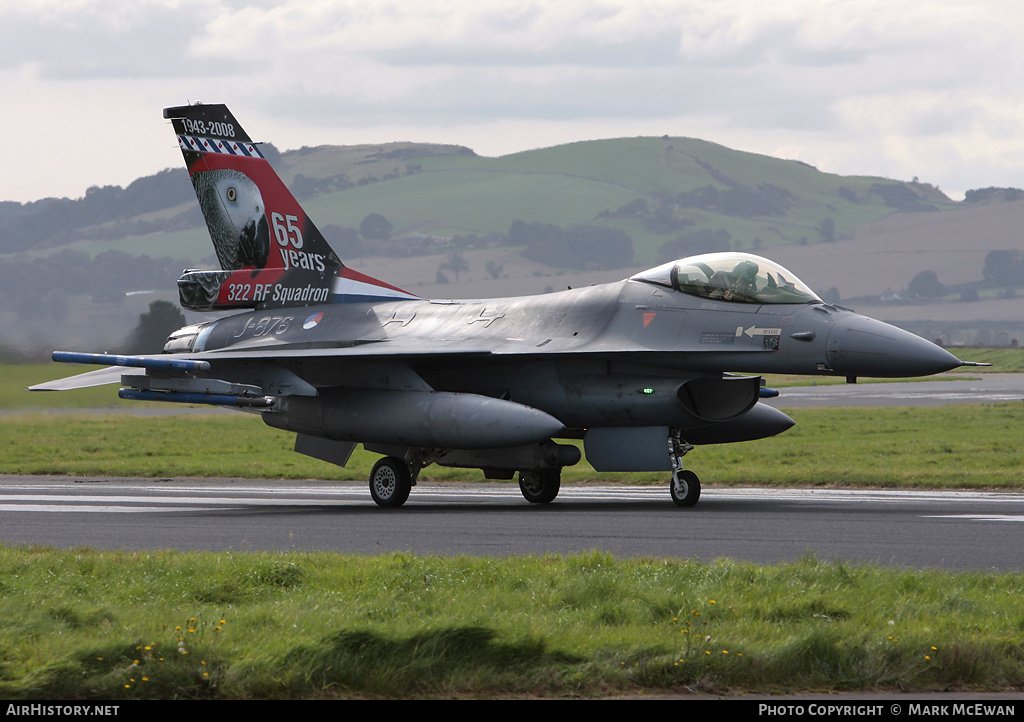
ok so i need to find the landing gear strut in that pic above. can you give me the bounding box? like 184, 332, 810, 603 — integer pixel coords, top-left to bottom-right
668, 431, 700, 507
518, 468, 561, 504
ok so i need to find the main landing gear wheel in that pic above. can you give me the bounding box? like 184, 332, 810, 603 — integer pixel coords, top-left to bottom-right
369, 456, 412, 508
670, 470, 701, 507
518, 469, 561, 504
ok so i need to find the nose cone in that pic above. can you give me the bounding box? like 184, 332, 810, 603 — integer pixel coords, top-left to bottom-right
828, 314, 962, 378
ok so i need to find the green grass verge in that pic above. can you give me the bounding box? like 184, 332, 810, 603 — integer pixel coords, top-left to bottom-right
955, 348, 1024, 373
3, 403, 1024, 489
2, 364, 158, 410
1, 548, 1020, 699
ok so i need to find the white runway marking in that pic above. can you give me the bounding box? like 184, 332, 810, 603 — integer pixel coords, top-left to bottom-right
924, 514, 1024, 522
0, 505, 227, 513
2, 485, 1024, 513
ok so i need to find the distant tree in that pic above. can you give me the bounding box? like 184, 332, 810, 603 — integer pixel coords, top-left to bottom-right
819, 287, 841, 305
907, 270, 946, 299
485, 260, 504, 279
39, 289, 69, 321
260, 143, 282, 165
564, 226, 633, 269
982, 250, 1024, 287
964, 187, 1024, 204
597, 198, 648, 219
359, 213, 393, 240
124, 300, 186, 354
643, 200, 692, 234
323, 225, 366, 258
870, 183, 933, 211
817, 217, 835, 243
508, 219, 529, 245
439, 252, 469, 281
673, 183, 793, 218
837, 186, 859, 203
521, 224, 633, 270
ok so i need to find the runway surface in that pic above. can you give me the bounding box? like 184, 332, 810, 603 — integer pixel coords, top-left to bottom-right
1, 476, 1021, 570
766, 373, 1023, 407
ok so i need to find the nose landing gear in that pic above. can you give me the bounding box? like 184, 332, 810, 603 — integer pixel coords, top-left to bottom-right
668, 431, 700, 507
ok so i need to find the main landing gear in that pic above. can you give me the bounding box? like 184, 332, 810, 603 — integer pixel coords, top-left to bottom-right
369, 456, 412, 508
368, 454, 565, 507
518, 469, 561, 504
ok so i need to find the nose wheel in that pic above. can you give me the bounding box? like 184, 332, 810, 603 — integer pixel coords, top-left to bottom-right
670, 469, 701, 507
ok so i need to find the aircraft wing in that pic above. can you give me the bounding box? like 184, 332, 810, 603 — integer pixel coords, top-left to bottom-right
29, 343, 496, 393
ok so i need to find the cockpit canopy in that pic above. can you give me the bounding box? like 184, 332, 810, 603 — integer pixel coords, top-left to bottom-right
630, 252, 820, 305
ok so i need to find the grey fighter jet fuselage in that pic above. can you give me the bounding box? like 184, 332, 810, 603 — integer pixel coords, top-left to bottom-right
34, 103, 969, 508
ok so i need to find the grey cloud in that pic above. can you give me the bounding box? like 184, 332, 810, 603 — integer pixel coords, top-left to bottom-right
0, 6, 244, 80
370, 29, 686, 70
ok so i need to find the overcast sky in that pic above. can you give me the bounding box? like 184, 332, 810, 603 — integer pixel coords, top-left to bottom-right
2, 0, 1023, 203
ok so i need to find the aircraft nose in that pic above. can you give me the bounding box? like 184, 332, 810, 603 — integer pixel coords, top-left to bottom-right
827, 313, 962, 378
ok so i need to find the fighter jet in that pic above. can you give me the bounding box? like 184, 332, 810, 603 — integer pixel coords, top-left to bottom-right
32, 103, 970, 508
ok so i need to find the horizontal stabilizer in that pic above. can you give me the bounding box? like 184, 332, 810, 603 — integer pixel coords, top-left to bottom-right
29, 365, 125, 391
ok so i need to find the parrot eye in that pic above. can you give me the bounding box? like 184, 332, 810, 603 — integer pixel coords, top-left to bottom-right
226, 187, 237, 202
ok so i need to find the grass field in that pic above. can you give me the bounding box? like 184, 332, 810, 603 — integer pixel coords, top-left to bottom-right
3, 403, 1024, 489
3, 359, 1023, 698
1, 548, 1022, 699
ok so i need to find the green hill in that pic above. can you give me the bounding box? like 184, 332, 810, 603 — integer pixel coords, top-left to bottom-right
4, 133, 1021, 355
1, 135, 951, 268
297, 136, 945, 266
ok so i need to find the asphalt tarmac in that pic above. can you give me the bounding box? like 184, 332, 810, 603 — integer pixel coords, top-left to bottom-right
1, 477, 1021, 570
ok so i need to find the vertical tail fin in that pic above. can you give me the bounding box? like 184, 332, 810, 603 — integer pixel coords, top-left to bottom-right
163, 103, 416, 310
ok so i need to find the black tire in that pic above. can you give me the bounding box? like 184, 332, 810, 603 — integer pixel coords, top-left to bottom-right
369, 457, 412, 508
670, 470, 701, 507
518, 469, 561, 504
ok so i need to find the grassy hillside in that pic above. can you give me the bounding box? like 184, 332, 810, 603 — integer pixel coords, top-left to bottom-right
5, 132, 1023, 354
299, 136, 921, 266
5, 135, 933, 268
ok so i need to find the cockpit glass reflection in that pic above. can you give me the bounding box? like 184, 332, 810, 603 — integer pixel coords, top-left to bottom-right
631, 253, 821, 305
